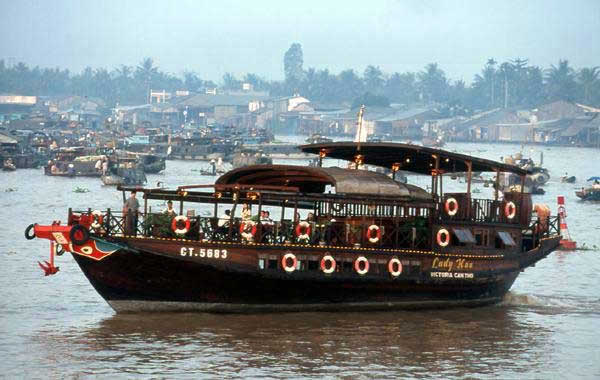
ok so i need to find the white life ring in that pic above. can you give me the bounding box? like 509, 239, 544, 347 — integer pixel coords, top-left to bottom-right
366, 224, 381, 244
281, 252, 297, 273
388, 258, 403, 277
437, 228, 450, 247
171, 215, 190, 236
505, 201, 517, 220
91, 210, 104, 230
354, 256, 369, 275
445, 197, 459, 216
320, 255, 336, 274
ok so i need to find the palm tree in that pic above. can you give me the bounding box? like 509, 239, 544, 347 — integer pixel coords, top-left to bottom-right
578, 66, 600, 105
545, 59, 577, 102
486, 58, 497, 106
363, 65, 384, 94
418, 63, 449, 103
135, 58, 158, 103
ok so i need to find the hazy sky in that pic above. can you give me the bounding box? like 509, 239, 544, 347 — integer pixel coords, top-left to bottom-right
2, 0, 599, 83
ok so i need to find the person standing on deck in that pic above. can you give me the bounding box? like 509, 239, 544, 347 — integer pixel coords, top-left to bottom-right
123, 190, 140, 236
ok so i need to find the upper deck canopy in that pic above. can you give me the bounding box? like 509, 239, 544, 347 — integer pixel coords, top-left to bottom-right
300, 142, 531, 176
216, 165, 432, 200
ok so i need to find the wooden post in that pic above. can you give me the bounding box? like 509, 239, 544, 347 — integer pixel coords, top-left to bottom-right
494, 169, 500, 200
466, 161, 472, 217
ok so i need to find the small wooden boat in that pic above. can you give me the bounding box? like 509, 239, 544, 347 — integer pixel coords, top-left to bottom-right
560, 175, 576, 183
576, 188, 600, 201
101, 157, 146, 186
2, 159, 16, 171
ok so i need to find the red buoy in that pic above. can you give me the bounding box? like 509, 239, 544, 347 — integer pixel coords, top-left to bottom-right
557, 196, 576, 251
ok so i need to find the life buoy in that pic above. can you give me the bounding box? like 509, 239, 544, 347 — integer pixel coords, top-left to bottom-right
320, 255, 336, 274
91, 210, 104, 230
436, 228, 450, 247
366, 224, 381, 244
295, 221, 311, 241
388, 258, 402, 277
171, 215, 190, 236
239, 220, 257, 241
505, 201, 517, 220
445, 197, 459, 216
354, 256, 369, 275
281, 252, 297, 273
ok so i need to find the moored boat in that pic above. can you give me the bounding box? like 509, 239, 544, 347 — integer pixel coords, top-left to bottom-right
25, 142, 561, 313
100, 157, 146, 186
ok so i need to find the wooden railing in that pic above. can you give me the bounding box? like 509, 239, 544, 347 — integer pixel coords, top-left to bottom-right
71, 209, 432, 250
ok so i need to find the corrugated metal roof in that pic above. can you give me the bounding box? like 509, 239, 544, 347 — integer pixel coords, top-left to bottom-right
176, 94, 269, 108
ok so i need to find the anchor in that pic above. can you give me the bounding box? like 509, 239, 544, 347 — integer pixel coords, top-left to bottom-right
38, 242, 60, 276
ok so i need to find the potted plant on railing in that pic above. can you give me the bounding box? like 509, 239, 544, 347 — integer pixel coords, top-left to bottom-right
143, 213, 174, 238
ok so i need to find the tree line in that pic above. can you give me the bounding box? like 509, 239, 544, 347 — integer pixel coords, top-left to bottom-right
0, 43, 599, 113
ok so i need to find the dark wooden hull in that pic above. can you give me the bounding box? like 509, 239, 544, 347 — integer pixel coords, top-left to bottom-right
576, 189, 600, 201
71, 235, 560, 313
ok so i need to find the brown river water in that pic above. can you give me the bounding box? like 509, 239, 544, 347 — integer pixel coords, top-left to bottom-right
1, 140, 599, 379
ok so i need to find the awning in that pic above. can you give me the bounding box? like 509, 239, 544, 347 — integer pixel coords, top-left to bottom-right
497, 231, 517, 246
453, 228, 477, 244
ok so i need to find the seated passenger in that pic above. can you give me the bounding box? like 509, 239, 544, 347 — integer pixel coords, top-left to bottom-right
217, 209, 231, 234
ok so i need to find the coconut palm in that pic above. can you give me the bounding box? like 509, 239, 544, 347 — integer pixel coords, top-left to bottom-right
418, 63, 449, 103
578, 66, 600, 105
545, 59, 577, 102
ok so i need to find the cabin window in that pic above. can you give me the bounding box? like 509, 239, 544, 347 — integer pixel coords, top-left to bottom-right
268, 259, 278, 269
474, 229, 489, 247
307, 259, 319, 271
258, 258, 266, 270
452, 228, 476, 246
497, 231, 517, 246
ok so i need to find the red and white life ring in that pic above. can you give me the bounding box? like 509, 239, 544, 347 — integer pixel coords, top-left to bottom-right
172, 215, 190, 236
239, 220, 257, 241
366, 224, 381, 244
436, 228, 450, 247
354, 256, 369, 275
295, 221, 311, 241
505, 201, 517, 220
388, 258, 403, 277
320, 255, 336, 274
91, 210, 104, 230
445, 197, 459, 216
281, 252, 297, 273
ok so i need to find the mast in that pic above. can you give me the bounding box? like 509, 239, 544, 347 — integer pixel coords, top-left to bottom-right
353, 105, 366, 170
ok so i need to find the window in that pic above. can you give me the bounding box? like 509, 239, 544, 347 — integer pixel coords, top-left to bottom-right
453, 228, 477, 244
497, 231, 517, 246
474, 229, 489, 246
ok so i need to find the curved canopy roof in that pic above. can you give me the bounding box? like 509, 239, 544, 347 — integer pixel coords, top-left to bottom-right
299, 142, 531, 175
216, 165, 432, 200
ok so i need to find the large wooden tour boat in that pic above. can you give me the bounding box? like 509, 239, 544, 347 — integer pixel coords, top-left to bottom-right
25, 142, 561, 313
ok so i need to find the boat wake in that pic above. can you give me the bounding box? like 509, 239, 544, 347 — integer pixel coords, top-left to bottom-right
501, 291, 600, 316
500, 292, 546, 307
